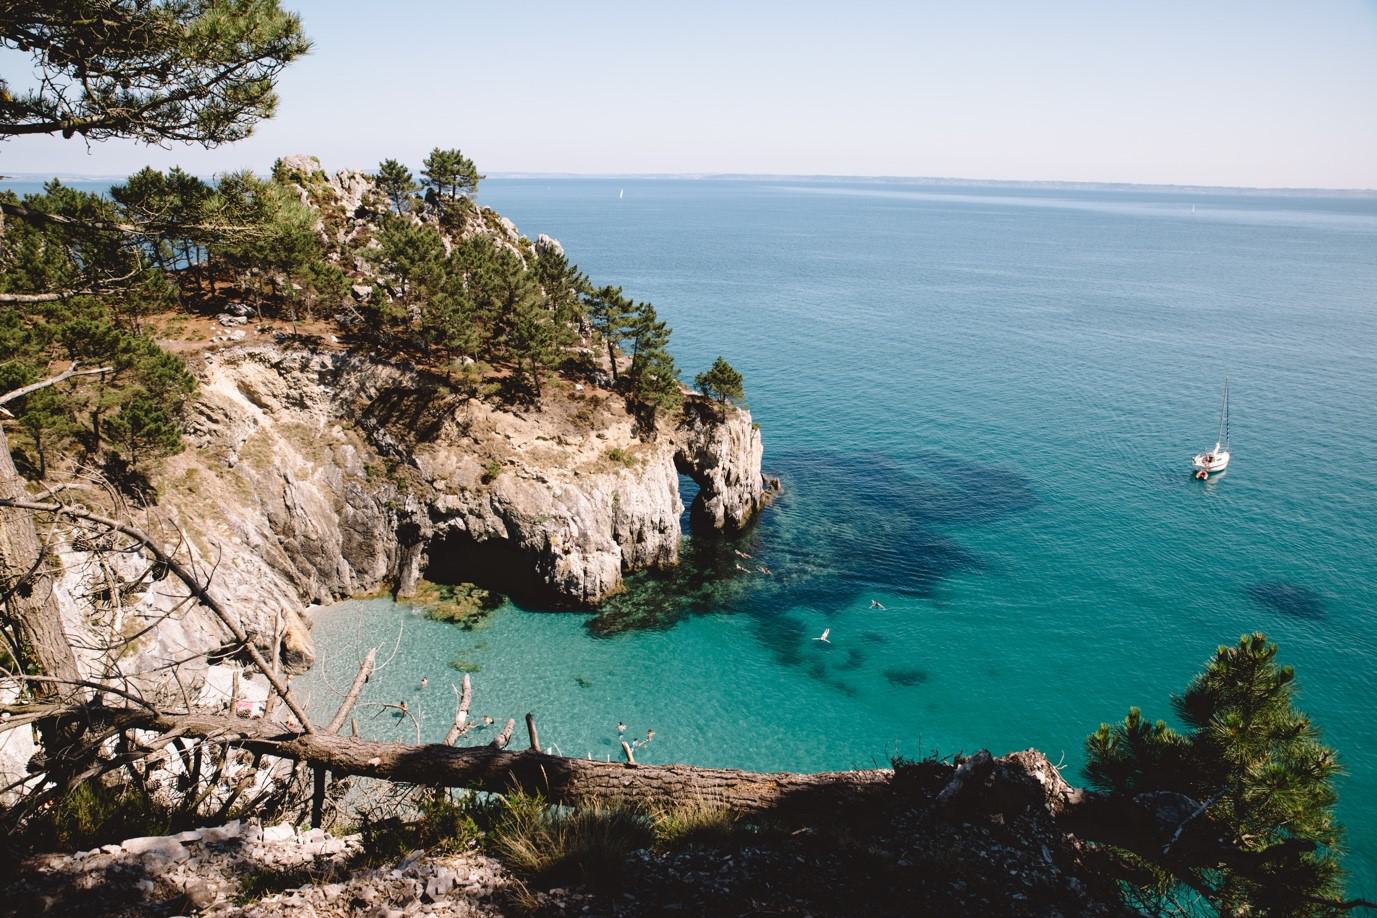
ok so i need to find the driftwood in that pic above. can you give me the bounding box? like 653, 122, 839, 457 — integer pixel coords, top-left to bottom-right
443, 674, 473, 745
325, 649, 376, 734
525, 712, 540, 753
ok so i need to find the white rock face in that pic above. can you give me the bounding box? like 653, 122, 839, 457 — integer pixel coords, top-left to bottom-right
125, 342, 766, 673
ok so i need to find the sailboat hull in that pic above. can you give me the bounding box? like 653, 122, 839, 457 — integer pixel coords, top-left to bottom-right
1192, 451, 1230, 473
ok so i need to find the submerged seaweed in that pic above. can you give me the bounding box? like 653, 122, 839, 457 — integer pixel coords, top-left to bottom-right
1245, 581, 1327, 620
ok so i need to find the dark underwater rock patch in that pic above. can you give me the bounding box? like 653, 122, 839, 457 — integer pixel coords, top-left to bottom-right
883, 667, 929, 687
1245, 581, 1326, 620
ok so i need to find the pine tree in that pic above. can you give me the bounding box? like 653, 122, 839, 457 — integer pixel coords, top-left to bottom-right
1085, 633, 1345, 915
694, 356, 745, 407
584, 285, 633, 384
375, 159, 417, 213
421, 148, 482, 200
0, 0, 309, 146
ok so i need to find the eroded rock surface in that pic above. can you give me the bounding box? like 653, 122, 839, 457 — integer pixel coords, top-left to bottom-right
137, 341, 766, 671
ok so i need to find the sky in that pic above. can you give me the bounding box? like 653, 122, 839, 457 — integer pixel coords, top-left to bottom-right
2, 0, 1376, 188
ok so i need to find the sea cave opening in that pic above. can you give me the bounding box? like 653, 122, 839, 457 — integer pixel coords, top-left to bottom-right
421, 528, 566, 609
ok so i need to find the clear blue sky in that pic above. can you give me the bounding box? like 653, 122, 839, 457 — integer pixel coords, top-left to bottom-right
3, 0, 1375, 188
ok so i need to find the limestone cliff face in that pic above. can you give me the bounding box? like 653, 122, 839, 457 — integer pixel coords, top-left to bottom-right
145, 342, 766, 668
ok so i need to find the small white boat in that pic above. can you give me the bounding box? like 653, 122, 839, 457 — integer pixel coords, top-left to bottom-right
1192, 379, 1231, 480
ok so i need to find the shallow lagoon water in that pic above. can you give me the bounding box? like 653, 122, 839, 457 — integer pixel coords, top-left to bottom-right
295, 177, 1377, 893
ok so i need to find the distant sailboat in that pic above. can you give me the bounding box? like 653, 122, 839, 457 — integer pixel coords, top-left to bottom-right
618, 188, 624, 200
1191, 203, 1197, 215
1192, 379, 1231, 480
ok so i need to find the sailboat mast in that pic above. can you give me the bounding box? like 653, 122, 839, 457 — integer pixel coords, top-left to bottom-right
1218, 378, 1230, 448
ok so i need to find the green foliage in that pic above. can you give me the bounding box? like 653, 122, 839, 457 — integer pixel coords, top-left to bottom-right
623, 301, 683, 430
350, 792, 496, 872
0, 0, 310, 146
370, 215, 447, 301
1084, 633, 1345, 915
375, 158, 418, 213
695, 355, 745, 407
481, 460, 504, 483
606, 447, 637, 468
211, 169, 340, 318
584, 284, 634, 383
488, 791, 653, 890
103, 393, 183, 463
649, 796, 738, 849
12, 779, 173, 854
421, 147, 482, 200
0, 255, 197, 473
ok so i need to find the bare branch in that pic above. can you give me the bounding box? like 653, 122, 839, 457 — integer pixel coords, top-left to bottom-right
0, 497, 315, 732
324, 648, 375, 734
0, 362, 113, 416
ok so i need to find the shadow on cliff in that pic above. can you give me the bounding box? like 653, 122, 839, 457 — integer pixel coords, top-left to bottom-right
587, 448, 1039, 672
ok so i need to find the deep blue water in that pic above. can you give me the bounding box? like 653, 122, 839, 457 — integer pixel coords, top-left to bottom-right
10, 175, 1375, 891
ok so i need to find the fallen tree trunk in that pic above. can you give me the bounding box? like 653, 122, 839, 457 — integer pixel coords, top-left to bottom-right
6, 700, 1352, 906
27, 703, 892, 816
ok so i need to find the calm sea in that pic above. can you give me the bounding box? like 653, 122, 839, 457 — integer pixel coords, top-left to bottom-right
11, 175, 1375, 892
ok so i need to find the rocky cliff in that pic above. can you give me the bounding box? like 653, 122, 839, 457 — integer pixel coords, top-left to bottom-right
138, 341, 765, 673
39, 154, 767, 688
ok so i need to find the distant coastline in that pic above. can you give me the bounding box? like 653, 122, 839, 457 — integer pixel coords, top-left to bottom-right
4, 170, 1374, 197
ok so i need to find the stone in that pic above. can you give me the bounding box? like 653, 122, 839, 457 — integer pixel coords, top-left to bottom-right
423, 867, 455, 901
199, 819, 241, 842
183, 877, 217, 910
121, 835, 189, 861
535, 233, 564, 257
260, 822, 295, 843
217, 313, 248, 327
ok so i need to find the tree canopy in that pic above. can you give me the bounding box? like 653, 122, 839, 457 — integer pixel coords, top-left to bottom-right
375, 159, 418, 214
421, 147, 482, 200
1085, 633, 1345, 915
695, 356, 745, 407
0, 0, 309, 145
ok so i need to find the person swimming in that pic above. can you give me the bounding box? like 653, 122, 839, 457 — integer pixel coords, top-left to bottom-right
419, 676, 429, 689
869, 600, 886, 610
617, 721, 626, 736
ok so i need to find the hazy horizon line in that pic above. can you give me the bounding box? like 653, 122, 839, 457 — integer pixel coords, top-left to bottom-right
3, 168, 1374, 197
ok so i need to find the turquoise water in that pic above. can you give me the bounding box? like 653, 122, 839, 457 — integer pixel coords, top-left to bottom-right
29, 173, 1366, 889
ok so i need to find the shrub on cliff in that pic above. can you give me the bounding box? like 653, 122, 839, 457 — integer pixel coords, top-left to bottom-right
1085, 633, 1345, 915
695, 356, 745, 407
421, 147, 483, 200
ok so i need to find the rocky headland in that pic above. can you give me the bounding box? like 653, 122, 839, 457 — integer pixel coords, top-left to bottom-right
147, 338, 766, 674
37, 155, 769, 688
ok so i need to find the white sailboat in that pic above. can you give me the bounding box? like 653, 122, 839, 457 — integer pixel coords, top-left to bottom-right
1192, 379, 1231, 480
618, 188, 624, 200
